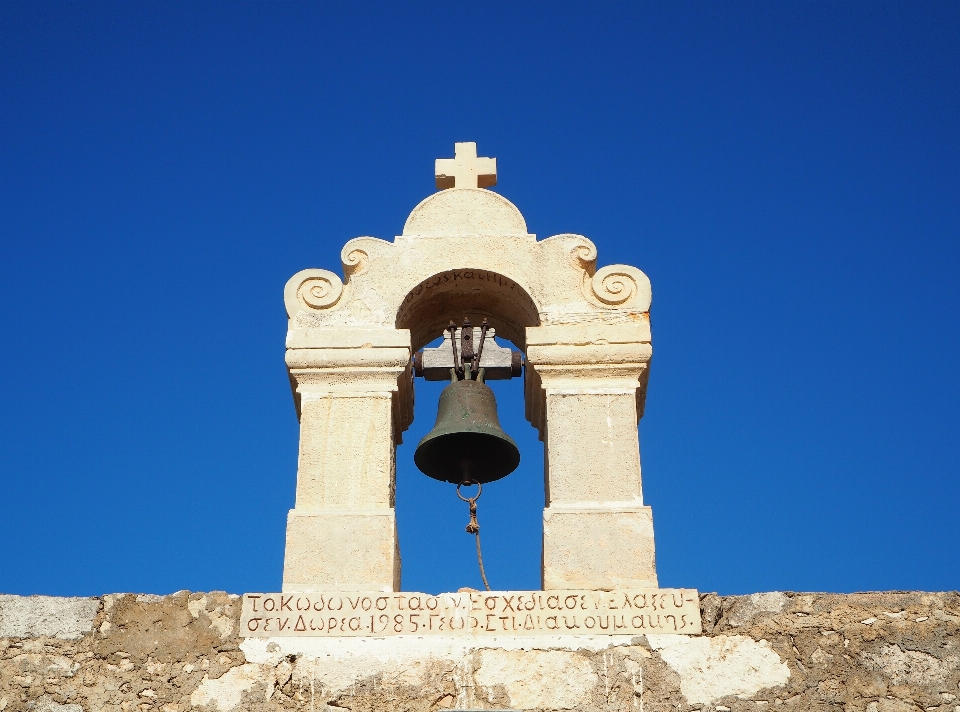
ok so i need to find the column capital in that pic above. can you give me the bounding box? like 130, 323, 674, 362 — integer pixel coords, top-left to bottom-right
285, 326, 411, 350
526, 322, 651, 349
526, 322, 651, 383
524, 322, 652, 435
284, 326, 414, 437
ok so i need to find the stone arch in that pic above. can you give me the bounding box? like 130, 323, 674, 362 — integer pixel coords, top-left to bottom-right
395, 268, 541, 352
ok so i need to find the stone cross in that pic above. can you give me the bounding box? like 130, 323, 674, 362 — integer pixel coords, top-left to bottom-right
435, 142, 497, 189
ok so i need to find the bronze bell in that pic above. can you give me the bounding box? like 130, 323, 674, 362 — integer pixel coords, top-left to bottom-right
414, 378, 521, 485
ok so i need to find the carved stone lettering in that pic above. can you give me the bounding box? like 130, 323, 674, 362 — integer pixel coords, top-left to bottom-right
394, 268, 536, 323
240, 588, 700, 638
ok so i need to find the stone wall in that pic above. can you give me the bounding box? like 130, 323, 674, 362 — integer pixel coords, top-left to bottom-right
0, 590, 957, 712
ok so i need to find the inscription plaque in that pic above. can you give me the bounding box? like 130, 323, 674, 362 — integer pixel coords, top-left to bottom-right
240, 589, 701, 637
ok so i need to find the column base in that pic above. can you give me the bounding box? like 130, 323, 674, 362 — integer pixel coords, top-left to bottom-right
282, 509, 400, 592
542, 505, 658, 590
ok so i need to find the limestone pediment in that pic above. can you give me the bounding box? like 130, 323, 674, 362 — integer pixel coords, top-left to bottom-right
401, 187, 529, 238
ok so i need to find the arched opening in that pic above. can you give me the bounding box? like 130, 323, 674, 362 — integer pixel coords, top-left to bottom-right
393, 269, 544, 593
395, 268, 541, 352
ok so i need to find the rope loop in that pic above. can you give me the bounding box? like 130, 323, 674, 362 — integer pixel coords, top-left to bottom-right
456, 479, 491, 591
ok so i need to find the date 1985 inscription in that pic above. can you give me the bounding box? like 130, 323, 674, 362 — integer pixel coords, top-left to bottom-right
240, 588, 701, 637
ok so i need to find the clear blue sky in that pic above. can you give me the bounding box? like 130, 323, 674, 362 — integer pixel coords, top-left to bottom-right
1, 2, 958, 597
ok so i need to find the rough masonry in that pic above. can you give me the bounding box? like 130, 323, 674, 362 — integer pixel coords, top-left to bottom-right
1, 590, 957, 711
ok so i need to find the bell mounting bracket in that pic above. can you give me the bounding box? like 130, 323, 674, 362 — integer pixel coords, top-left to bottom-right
412, 317, 523, 382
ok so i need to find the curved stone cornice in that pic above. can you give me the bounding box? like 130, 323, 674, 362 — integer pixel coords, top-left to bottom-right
283, 193, 652, 347
402, 188, 528, 237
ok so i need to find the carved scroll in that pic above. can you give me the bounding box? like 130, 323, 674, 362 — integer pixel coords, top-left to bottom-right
283, 268, 344, 317
342, 247, 370, 277
588, 264, 652, 311
555, 235, 652, 312
568, 239, 598, 270
341, 236, 392, 278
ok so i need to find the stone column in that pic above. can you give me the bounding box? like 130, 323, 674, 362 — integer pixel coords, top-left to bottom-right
282, 327, 412, 592
526, 323, 657, 590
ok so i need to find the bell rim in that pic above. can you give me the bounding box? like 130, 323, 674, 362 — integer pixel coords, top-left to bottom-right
413, 377, 521, 484
414, 430, 521, 484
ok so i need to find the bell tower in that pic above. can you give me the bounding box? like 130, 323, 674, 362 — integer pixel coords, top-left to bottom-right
281, 142, 657, 593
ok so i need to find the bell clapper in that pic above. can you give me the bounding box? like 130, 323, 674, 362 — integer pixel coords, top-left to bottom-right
457, 480, 491, 591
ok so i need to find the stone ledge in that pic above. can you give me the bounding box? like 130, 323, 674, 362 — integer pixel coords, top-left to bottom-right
0, 596, 99, 641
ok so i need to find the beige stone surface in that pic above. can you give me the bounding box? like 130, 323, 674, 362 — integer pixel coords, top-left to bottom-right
282, 144, 657, 592
0, 597, 99, 641
473, 649, 598, 710
294, 394, 395, 510
282, 511, 399, 593
1, 590, 958, 711
404, 188, 524, 236
542, 506, 657, 590
240, 589, 699, 637
542, 391, 643, 504
648, 634, 791, 704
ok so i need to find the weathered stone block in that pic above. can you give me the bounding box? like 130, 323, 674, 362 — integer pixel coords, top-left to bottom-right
542, 506, 657, 590
282, 510, 400, 592
0, 595, 98, 641
543, 391, 644, 504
